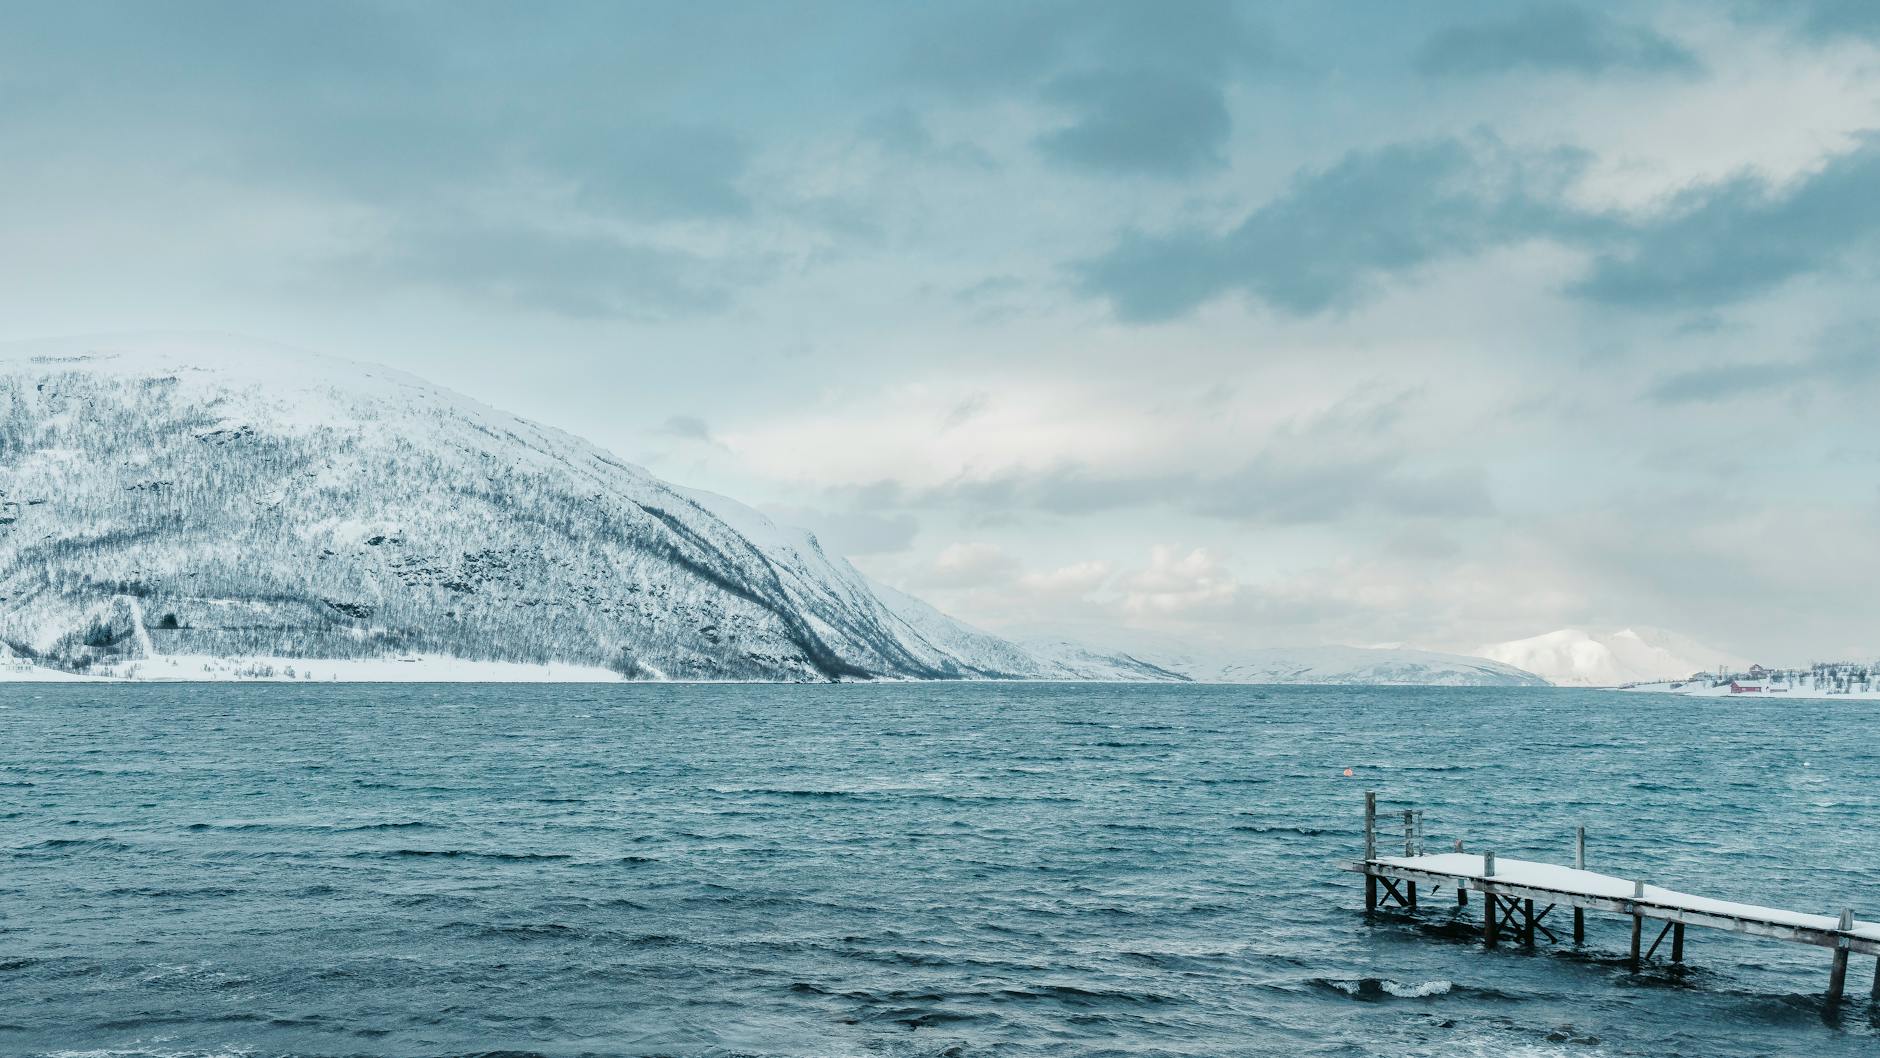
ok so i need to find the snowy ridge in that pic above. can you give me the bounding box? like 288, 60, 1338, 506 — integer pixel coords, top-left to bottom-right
1475, 627, 1748, 687
1167, 645, 1546, 686
0, 335, 1171, 682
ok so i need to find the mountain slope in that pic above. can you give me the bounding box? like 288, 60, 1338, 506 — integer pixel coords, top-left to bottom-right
1123, 644, 1547, 686
1475, 628, 1748, 687
0, 335, 1164, 682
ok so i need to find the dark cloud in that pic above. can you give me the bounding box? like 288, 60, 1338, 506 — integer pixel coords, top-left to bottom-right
1644, 337, 1880, 405
1037, 70, 1231, 176
1574, 139, 1880, 309
351, 222, 742, 320
901, 1, 1266, 177
1744, 0, 1880, 42
659, 415, 718, 442
540, 124, 752, 221
1416, 5, 1700, 77
900, 452, 1491, 525
1195, 456, 1494, 523
1078, 137, 1592, 320
903, 0, 1268, 96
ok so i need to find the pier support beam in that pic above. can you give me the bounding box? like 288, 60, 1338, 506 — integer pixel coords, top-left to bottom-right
1573, 826, 1586, 945
1827, 909, 1853, 1004
1629, 914, 1643, 971
1484, 893, 1499, 948
1406, 881, 1417, 910
1366, 874, 1377, 911
1671, 923, 1684, 964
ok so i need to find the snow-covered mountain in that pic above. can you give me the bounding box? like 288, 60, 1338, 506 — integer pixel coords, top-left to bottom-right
1014, 629, 1547, 686
0, 334, 1566, 687
0, 335, 1178, 682
1475, 628, 1748, 687
1116, 644, 1547, 686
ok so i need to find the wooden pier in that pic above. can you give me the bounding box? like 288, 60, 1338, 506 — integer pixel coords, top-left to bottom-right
1346, 792, 1880, 1003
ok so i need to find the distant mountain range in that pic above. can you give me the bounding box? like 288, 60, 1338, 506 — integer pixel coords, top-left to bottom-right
1475, 627, 1749, 687
1, 335, 1555, 686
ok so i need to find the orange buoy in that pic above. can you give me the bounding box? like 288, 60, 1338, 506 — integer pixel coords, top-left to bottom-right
1343, 768, 1354, 777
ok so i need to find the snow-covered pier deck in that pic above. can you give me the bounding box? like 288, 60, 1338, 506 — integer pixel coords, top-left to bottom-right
1345, 794, 1880, 1004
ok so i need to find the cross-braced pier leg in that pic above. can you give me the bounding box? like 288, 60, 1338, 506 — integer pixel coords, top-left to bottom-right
1644, 919, 1676, 962
1484, 892, 1499, 948
1368, 874, 1419, 911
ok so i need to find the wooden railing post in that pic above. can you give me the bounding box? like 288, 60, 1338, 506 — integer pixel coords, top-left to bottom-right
1363, 792, 1377, 911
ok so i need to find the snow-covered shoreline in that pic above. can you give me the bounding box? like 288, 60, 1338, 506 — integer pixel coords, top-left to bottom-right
1620, 679, 1880, 701
1, 654, 628, 684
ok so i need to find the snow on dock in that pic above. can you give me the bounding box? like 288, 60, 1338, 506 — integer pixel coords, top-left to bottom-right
1346, 794, 1880, 1004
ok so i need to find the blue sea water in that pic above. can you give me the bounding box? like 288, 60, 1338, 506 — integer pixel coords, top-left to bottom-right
2, 683, 1877, 1057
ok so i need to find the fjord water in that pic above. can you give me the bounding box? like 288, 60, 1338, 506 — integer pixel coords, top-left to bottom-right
3, 685, 1876, 1057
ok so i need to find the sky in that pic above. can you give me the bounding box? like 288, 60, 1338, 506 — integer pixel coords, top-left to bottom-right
3, 1, 1878, 661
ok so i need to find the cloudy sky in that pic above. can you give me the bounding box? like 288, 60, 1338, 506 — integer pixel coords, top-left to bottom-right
4, 1, 1878, 660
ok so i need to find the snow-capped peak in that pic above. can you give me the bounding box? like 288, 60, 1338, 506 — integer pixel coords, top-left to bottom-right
1474, 627, 1749, 687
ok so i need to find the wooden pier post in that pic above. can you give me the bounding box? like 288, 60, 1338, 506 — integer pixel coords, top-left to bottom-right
1364, 792, 1377, 911
1482, 852, 1498, 948
1454, 839, 1467, 906
1629, 881, 1644, 970
1573, 826, 1586, 944
1871, 955, 1879, 1001
1827, 908, 1853, 1004
1523, 899, 1536, 946
1671, 923, 1684, 963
